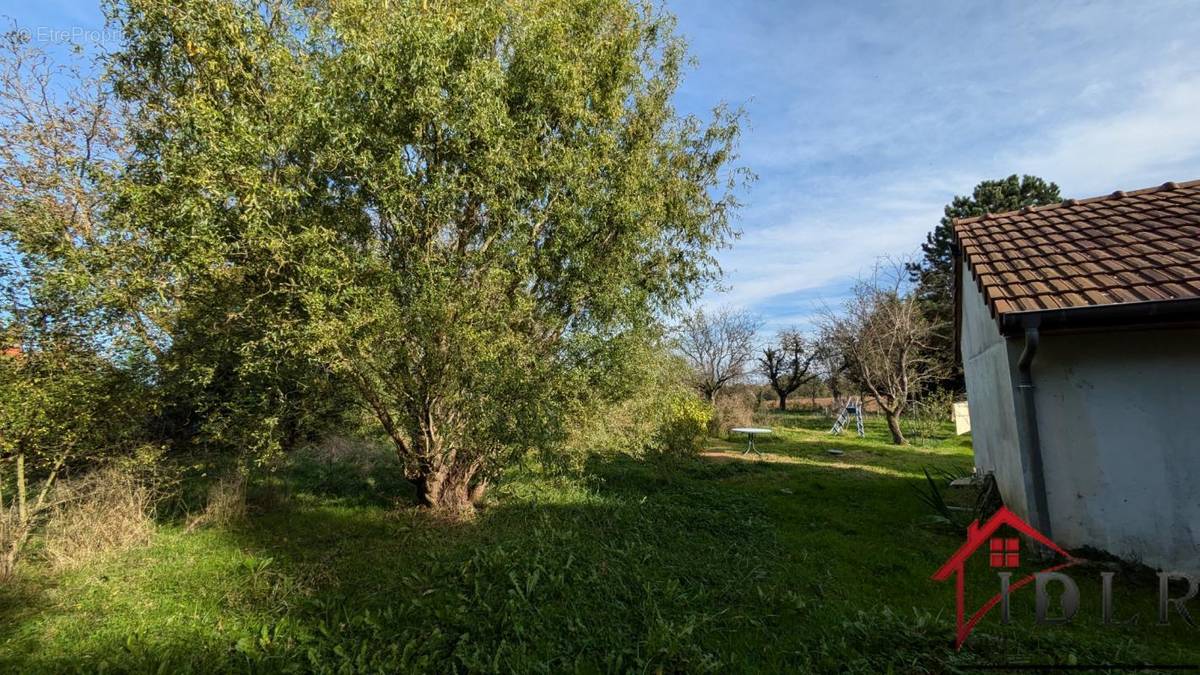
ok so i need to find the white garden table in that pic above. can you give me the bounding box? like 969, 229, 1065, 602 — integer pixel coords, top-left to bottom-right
730, 427, 772, 457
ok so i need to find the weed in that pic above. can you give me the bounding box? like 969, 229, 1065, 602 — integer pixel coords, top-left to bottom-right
1, 412, 1197, 673
187, 472, 247, 531
41, 466, 156, 570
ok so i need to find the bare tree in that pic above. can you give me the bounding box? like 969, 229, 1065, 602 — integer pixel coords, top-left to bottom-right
821, 263, 941, 444
676, 307, 759, 401
812, 335, 850, 408
758, 329, 817, 411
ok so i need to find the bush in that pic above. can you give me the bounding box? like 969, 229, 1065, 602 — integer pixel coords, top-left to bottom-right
905, 389, 957, 441
565, 348, 707, 462
0, 341, 152, 578
653, 395, 712, 457
41, 466, 157, 570
708, 388, 756, 436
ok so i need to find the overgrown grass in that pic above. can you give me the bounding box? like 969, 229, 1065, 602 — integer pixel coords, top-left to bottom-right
1, 412, 1198, 673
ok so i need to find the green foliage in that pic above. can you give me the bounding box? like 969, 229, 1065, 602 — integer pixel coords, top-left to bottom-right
0, 342, 146, 473
910, 467, 966, 531
653, 394, 711, 457
907, 175, 1062, 390
903, 388, 956, 443
154, 319, 354, 464
4, 414, 1196, 672
912, 466, 1005, 535
564, 345, 710, 461
92, 0, 745, 507
1, 0, 744, 507
0, 340, 153, 577
0, 18, 350, 472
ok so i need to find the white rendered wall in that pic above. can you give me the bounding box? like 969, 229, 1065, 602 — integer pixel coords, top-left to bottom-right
959, 271, 1029, 519
1033, 328, 1200, 569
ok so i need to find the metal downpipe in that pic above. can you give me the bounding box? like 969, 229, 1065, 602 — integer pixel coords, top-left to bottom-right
1017, 323, 1052, 539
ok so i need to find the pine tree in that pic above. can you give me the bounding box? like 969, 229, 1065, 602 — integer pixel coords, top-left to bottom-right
908, 175, 1062, 390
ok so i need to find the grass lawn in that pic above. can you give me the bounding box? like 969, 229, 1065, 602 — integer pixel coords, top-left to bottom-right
2, 411, 1198, 673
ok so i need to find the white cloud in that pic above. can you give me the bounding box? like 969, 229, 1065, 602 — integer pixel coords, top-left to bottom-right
707, 184, 943, 310
1010, 68, 1200, 196
691, 7, 1200, 324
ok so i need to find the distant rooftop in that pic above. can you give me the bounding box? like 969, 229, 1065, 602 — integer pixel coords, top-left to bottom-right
954, 179, 1200, 319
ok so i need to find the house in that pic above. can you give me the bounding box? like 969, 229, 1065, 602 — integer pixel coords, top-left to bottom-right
953, 179, 1200, 569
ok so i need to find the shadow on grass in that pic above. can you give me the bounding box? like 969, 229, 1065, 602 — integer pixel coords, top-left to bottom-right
2, 445, 967, 673
0, 451, 773, 672
272, 440, 418, 508
4, 441, 1195, 673
0, 576, 49, 649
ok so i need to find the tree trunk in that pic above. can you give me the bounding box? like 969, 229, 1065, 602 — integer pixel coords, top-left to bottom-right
777, 392, 788, 411
414, 459, 484, 512
468, 480, 488, 505
884, 411, 906, 445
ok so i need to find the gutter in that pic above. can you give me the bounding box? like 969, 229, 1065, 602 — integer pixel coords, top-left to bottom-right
1015, 320, 1052, 540
999, 297, 1200, 337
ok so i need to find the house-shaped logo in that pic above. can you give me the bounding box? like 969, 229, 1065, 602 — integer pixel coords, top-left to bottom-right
931, 506, 1080, 648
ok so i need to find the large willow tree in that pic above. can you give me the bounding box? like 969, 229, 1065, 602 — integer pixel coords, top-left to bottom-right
106, 0, 744, 509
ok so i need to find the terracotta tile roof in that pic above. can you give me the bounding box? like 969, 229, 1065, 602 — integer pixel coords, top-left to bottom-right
954, 179, 1200, 318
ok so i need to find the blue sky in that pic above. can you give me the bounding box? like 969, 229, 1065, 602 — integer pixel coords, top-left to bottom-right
667, 1, 1200, 331
6, 1, 1200, 332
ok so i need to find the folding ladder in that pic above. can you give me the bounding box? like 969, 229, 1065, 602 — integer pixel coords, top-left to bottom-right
829, 397, 865, 437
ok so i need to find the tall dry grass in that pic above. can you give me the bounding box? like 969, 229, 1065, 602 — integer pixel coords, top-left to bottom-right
40, 466, 157, 571
186, 472, 247, 531
708, 388, 756, 435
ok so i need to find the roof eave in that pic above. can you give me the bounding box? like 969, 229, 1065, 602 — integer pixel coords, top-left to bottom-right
997, 297, 1200, 337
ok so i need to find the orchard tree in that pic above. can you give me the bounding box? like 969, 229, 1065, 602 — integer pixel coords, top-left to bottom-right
757, 329, 816, 411
822, 263, 941, 445
676, 308, 759, 402
812, 336, 849, 406
907, 175, 1060, 389
105, 0, 746, 510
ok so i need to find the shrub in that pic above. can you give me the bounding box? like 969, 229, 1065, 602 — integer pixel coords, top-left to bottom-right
41, 466, 156, 570
653, 395, 712, 457
708, 388, 756, 436
0, 335, 160, 579
905, 388, 957, 442
564, 348, 704, 462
